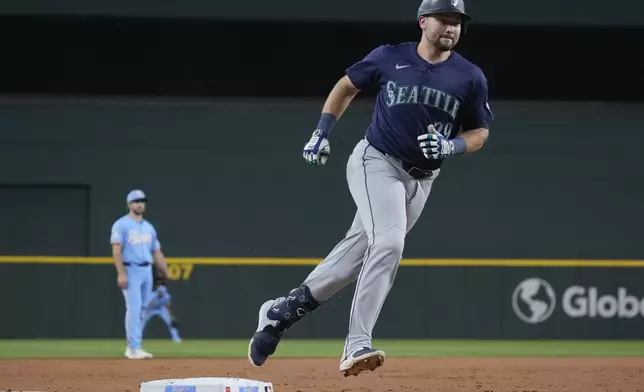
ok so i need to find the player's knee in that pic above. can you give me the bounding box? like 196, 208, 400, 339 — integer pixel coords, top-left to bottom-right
373, 235, 405, 259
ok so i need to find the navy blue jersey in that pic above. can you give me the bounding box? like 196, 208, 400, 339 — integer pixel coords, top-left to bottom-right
346, 42, 493, 170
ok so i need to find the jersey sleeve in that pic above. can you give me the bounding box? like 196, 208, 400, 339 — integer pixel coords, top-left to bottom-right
345, 45, 387, 90
110, 220, 124, 245
461, 70, 494, 131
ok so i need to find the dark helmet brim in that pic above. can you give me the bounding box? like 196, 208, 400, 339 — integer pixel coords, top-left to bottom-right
418, 10, 472, 22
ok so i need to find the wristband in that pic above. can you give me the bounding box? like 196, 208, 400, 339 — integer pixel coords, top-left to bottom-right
452, 137, 467, 155
315, 112, 337, 136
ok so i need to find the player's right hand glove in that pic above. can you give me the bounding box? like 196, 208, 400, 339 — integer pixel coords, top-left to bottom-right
303, 130, 330, 165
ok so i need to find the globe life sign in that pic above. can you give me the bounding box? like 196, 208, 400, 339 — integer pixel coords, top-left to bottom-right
513, 278, 644, 324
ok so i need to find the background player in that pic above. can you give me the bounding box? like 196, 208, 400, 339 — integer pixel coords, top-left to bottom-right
142, 277, 182, 343
111, 189, 169, 359
249, 0, 493, 377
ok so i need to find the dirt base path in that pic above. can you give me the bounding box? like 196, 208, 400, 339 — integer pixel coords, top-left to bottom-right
1, 357, 643, 392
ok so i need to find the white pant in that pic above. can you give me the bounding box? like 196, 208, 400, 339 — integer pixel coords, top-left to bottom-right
303, 138, 439, 357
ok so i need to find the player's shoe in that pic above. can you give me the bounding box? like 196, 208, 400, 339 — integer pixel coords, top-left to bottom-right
124, 347, 154, 359
137, 348, 154, 358
340, 348, 386, 377
248, 285, 321, 367
247, 299, 284, 367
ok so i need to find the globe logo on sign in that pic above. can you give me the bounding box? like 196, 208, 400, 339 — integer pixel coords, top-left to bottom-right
512, 278, 556, 324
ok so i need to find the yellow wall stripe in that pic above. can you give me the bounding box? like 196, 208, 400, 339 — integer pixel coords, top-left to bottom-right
0, 256, 643, 267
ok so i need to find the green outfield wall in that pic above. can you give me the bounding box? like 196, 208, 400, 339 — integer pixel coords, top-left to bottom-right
1, 92, 642, 341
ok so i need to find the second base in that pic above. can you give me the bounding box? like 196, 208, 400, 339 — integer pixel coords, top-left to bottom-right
140, 377, 274, 392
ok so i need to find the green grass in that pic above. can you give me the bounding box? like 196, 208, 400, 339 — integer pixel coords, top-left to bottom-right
1, 339, 644, 359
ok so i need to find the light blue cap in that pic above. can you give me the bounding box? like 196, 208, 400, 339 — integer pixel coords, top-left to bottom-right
126, 189, 147, 203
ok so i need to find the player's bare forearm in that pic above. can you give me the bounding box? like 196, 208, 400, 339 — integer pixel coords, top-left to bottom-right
112, 245, 126, 275
153, 250, 169, 276
459, 127, 489, 153
321, 75, 360, 119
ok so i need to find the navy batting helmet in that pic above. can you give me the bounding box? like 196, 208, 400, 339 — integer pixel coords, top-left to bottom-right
417, 0, 472, 22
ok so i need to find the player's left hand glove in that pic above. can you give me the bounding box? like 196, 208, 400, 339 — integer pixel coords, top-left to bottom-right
303, 130, 330, 165
417, 125, 457, 160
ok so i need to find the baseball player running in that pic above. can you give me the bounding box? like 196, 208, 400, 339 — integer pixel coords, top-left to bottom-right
142, 279, 182, 343
249, 0, 493, 376
111, 189, 169, 359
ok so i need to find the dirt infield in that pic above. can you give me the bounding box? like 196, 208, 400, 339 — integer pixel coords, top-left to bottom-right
1, 357, 644, 392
